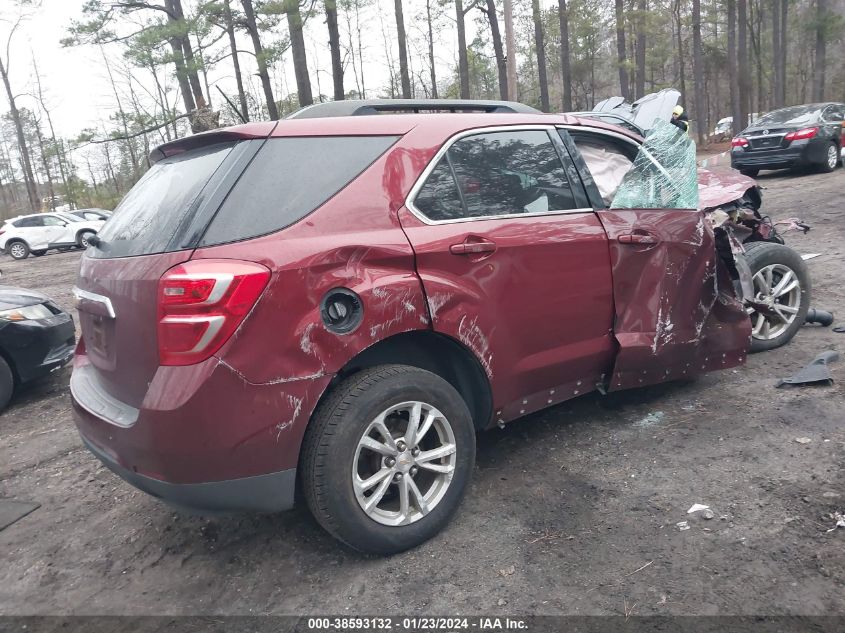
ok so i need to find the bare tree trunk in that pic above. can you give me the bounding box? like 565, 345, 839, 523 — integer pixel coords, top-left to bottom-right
635, 0, 646, 99
393, 0, 412, 98
614, 0, 629, 100
32, 54, 72, 207
101, 48, 139, 181
325, 0, 344, 100
456, 0, 470, 98
503, 0, 517, 99
0, 60, 39, 212
168, 0, 207, 108
531, 0, 549, 111
241, 0, 279, 119
674, 0, 686, 104
728, 0, 741, 133
34, 121, 55, 210
738, 0, 750, 128
426, 0, 438, 98
690, 0, 703, 142
558, 0, 572, 110
482, 0, 508, 99
772, 0, 782, 107
779, 0, 787, 104
286, 0, 314, 106
813, 0, 827, 101
223, 0, 250, 120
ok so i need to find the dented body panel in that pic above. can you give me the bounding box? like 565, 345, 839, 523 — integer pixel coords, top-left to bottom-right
70, 112, 755, 515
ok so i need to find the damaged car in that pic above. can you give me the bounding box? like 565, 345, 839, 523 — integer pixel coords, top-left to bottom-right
70, 100, 808, 555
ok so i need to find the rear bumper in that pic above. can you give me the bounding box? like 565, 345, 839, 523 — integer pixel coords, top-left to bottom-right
731, 138, 830, 170
71, 352, 332, 512
80, 433, 296, 513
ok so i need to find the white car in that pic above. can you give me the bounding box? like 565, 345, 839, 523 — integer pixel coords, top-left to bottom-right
0, 212, 105, 260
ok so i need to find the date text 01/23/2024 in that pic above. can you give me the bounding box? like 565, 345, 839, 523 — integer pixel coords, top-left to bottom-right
306, 617, 529, 631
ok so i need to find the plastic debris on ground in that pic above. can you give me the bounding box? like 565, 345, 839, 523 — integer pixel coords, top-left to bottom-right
805, 309, 834, 326
676, 521, 691, 531
776, 350, 839, 388
801, 253, 821, 261
635, 411, 665, 428
826, 512, 845, 533
687, 503, 710, 514
795, 437, 812, 444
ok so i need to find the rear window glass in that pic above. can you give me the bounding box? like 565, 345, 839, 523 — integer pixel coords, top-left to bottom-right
93, 142, 234, 258
200, 135, 399, 246
755, 106, 822, 126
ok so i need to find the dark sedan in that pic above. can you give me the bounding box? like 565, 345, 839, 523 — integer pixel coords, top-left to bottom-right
731, 102, 845, 176
0, 285, 75, 411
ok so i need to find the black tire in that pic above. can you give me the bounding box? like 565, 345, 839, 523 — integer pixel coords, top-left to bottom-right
0, 356, 14, 413
817, 141, 838, 173
739, 168, 759, 178
77, 230, 96, 248
744, 241, 811, 353
301, 365, 476, 555
7, 240, 29, 260
31, 249, 47, 257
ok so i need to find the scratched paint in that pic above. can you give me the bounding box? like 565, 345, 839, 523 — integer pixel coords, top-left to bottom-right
457, 315, 494, 378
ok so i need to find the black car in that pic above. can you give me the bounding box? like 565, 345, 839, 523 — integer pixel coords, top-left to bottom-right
0, 285, 75, 411
731, 102, 845, 176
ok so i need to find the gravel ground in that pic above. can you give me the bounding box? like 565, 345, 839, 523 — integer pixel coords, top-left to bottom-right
0, 169, 843, 617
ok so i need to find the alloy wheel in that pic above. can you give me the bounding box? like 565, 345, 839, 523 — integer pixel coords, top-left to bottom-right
748, 263, 801, 340
9, 243, 26, 259
352, 401, 457, 527
828, 145, 838, 169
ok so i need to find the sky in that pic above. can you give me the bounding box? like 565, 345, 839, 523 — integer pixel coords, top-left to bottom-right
3, 0, 544, 141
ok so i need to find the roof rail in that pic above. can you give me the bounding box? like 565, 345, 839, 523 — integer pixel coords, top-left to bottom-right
287, 99, 542, 119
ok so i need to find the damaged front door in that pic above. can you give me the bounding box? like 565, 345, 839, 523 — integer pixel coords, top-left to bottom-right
569, 120, 750, 391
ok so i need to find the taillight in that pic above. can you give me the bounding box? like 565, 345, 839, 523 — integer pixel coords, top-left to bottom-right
157, 259, 270, 366
785, 127, 818, 141
731, 137, 749, 148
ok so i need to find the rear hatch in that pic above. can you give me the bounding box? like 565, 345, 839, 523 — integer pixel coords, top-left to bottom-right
74, 130, 271, 408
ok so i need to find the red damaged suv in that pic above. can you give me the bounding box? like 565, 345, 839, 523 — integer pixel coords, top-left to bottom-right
71, 100, 754, 554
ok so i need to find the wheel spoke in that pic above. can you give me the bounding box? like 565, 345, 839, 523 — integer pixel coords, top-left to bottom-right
771, 270, 794, 297
371, 416, 398, 451
413, 410, 438, 446
761, 317, 771, 339
774, 279, 799, 298
417, 461, 455, 474
363, 473, 393, 513
752, 312, 765, 336
763, 267, 774, 292
356, 466, 394, 493
776, 303, 799, 315
404, 402, 423, 447
360, 435, 397, 457
398, 476, 411, 524
416, 443, 456, 464
407, 476, 430, 515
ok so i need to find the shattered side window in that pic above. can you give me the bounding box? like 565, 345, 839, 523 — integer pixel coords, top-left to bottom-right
610, 119, 699, 210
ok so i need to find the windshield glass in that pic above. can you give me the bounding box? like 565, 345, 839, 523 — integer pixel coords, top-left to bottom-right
755, 106, 822, 126
610, 118, 698, 210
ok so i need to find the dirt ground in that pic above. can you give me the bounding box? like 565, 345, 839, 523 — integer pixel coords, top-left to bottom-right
1, 169, 843, 617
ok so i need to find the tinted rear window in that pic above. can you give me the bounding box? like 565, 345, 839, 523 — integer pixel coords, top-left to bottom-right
199, 135, 399, 246
755, 106, 823, 126
92, 142, 234, 258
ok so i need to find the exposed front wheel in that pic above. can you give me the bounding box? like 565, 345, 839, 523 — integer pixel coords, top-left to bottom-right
744, 242, 811, 353
301, 365, 476, 555
8, 241, 29, 260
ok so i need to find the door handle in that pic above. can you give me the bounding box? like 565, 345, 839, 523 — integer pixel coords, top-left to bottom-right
449, 240, 497, 255
618, 231, 659, 245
